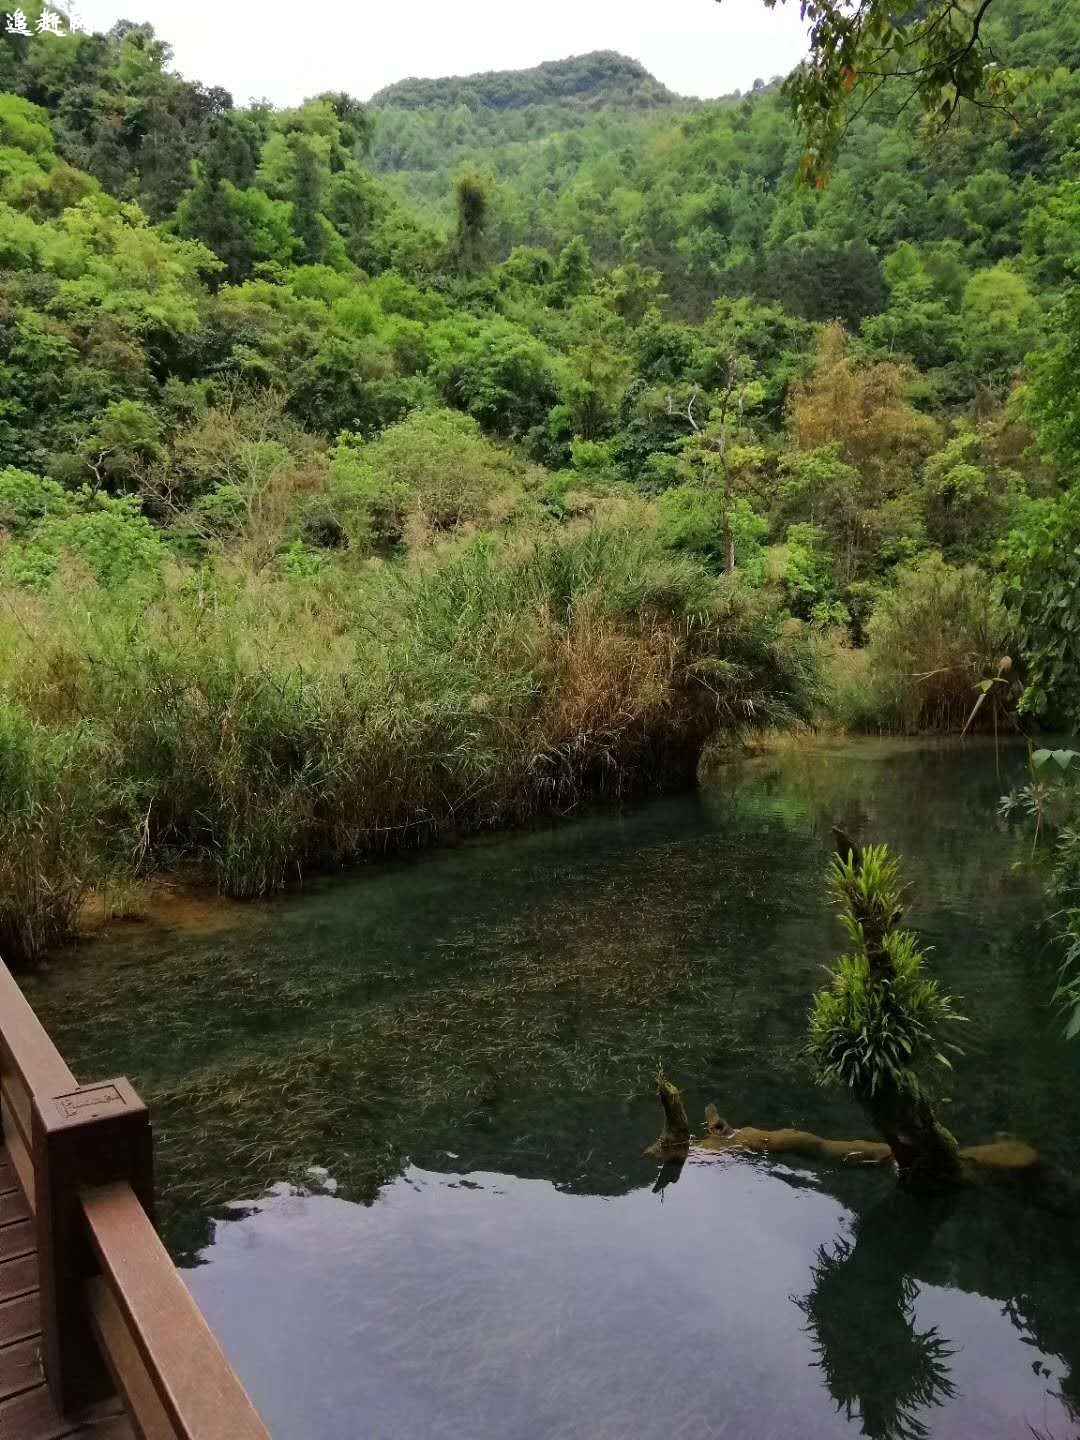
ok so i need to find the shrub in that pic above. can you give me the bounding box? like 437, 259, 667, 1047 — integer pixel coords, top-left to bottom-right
1003, 488, 1080, 727
0, 473, 165, 591
0, 466, 69, 529
656, 485, 767, 577
769, 522, 843, 624
431, 318, 559, 437
328, 408, 532, 553
842, 554, 1015, 733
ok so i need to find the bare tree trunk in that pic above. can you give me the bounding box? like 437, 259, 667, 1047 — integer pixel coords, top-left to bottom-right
864, 1084, 964, 1192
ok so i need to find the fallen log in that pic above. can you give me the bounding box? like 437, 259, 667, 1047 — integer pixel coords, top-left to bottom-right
695, 1104, 1041, 1176
643, 1080, 1041, 1178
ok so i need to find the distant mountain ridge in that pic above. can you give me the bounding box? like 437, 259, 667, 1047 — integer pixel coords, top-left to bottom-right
370, 51, 683, 113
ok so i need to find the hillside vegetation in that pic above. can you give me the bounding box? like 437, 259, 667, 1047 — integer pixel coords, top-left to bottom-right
372, 51, 682, 112
0, 1, 1078, 962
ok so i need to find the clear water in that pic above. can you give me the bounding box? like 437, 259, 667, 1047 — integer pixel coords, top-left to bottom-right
24, 739, 1080, 1439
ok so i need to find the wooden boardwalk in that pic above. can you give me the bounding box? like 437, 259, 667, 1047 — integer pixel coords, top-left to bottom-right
0, 953, 271, 1440
0, 1147, 132, 1439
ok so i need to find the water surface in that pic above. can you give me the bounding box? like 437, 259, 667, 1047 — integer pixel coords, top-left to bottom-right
26, 740, 1080, 1439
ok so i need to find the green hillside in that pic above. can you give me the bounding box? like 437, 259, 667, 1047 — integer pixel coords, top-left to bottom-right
368, 50, 702, 227
372, 50, 683, 112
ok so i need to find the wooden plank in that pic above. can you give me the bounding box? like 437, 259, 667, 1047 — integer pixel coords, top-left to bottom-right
0, 973, 265, 1440
82, 1186, 270, 1440
0, 1254, 38, 1304
87, 1278, 175, 1440
0, 1218, 34, 1261
1, 1094, 34, 1216
2, 1071, 34, 1166
33, 1079, 153, 1414
0, 1290, 42, 1347
1, 1187, 30, 1229
74, 1412, 136, 1440
0, 1335, 43, 1403
0, 1384, 79, 1440
0, 1384, 131, 1440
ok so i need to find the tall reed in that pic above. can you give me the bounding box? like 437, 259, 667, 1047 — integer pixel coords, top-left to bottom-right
0, 519, 823, 943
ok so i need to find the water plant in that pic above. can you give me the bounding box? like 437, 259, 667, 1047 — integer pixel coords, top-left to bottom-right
807, 839, 966, 1190
644, 1063, 691, 1161
999, 745, 1080, 1039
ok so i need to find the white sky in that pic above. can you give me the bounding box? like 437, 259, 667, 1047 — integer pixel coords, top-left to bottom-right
75, 0, 810, 107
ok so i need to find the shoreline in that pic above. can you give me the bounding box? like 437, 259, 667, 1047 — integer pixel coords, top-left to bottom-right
67, 728, 1026, 952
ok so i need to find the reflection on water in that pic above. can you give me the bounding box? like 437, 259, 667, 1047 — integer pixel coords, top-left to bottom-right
186, 1164, 1072, 1440
795, 1198, 958, 1440
24, 739, 1080, 1438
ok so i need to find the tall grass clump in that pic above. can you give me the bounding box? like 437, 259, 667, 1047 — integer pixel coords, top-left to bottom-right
0, 699, 112, 967
0, 516, 823, 908
831, 554, 1015, 733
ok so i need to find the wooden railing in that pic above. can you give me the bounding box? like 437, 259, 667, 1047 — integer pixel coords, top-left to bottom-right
0, 959, 270, 1439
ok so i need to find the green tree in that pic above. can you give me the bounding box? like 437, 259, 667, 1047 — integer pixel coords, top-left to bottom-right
959, 263, 1041, 393
552, 235, 594, 306
744, 0, 1020, 181
1004, 488, 1080, 726
450, 167, 491, 274
291, 140, 327, 265
1028, 281, 1080, 473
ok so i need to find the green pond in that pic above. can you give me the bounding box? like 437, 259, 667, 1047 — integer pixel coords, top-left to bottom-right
24, 739, 1080, 1439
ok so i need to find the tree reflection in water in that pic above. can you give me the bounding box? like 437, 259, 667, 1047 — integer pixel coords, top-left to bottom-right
794, 1196, 955, 1440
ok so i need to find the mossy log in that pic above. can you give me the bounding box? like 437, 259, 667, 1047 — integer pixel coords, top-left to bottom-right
645, 1092, 1048, 1188
693, 1104, 1041, 1181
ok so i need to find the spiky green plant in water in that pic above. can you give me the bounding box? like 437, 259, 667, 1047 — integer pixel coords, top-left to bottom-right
807, 843, 966, 1190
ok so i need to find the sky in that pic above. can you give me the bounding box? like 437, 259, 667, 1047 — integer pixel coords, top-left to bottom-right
75, 0, 811, 107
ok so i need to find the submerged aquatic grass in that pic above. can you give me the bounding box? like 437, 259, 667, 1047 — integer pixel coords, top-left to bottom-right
26, 774, 815, 1258
22, 740, 1078, 1344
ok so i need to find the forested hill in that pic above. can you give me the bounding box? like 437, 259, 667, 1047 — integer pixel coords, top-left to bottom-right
372, 51, 683, 112
369, 0, 1078, 322
368, 51, 703, 217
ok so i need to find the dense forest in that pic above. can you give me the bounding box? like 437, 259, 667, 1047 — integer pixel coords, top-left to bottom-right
2, 1, 1080, 971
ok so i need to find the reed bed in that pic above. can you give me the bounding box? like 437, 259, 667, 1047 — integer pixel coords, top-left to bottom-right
0, 519, 823, 965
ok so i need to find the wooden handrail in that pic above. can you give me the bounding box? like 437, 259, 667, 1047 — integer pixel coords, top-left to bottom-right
0, 958, 270, 1438
0, 962, 77, 1215
0, 963, 76, 1100
84, 1184, 268, 1440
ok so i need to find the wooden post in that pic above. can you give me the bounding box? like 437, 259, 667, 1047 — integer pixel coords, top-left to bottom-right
32, 1077, 153, 1416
